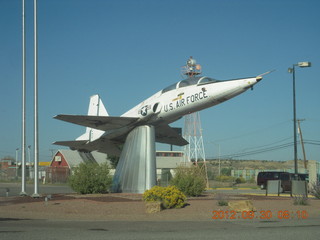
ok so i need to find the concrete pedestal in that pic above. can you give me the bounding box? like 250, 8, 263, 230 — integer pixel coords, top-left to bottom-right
112, 125, 156, 193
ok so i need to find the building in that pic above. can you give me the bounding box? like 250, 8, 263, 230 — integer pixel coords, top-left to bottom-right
47, 149, 188, 184
0, 157, 17, 181
156, 151, 191, 186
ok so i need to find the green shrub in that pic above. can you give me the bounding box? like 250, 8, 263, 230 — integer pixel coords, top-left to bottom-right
170, 166, 206, 197
221, 167, 232, 176
68, 162, 112, 194
143, 185, 186, 209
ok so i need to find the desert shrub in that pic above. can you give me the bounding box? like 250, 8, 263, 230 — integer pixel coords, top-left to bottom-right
69, 162, 112, 194
215, 175, 235, 182
292, 195, 309, 206
310, 182, 320, 199
235, 177, 246, 184
143, 185, 186, 209
217, 200, 228, 206
248, 176, 256, 184
216, 193, 228, 206
206, 168, 215, 180
170, 166, 206, 196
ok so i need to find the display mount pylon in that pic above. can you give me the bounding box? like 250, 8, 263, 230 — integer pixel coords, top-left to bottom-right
112, 125, 156, 193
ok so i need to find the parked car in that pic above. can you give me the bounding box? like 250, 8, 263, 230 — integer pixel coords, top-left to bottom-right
257, 172, 291, 192
257, 171, 309, 192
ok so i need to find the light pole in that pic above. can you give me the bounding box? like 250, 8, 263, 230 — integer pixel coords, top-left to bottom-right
15, 148, 19, 178
32, 0, 40, 198
288, 62, 311, 179
217, 144, 221, 176
20, 0, 27, 196
28, 145, 31, 177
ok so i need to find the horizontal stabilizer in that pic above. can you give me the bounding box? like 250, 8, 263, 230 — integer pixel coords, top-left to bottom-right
53, 138, 122, 156
155, 124, 188, 146
53, 140, 88, 150
54, 115, 139, 131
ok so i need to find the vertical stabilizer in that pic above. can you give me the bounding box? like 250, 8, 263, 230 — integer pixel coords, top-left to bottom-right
87, 94, 109, 116
76, 95, 108, 142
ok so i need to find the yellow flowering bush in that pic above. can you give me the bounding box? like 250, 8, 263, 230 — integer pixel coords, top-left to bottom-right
143, 185, 186, 209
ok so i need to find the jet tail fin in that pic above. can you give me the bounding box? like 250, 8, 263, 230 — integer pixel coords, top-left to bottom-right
76, 94, 108, 142
87, 94, 109, 116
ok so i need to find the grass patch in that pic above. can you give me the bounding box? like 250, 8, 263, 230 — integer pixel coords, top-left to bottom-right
215, 193, 228, 206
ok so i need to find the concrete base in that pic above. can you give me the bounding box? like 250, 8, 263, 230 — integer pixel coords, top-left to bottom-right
112, 125, 156, 193
19, 191, 28, 197
31, 193, 41, 198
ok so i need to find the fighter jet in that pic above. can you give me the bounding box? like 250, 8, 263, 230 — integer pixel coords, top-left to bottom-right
54, 59, 270, 156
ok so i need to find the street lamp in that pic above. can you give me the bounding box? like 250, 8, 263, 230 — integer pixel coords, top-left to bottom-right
288, 62, 311, 179
15, 148, 19, 178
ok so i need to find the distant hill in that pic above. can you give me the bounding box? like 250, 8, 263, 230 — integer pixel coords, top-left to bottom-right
207, 159, 307, 170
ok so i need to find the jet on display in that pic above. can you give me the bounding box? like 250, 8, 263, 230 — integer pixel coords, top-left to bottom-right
54, 58, 270, 156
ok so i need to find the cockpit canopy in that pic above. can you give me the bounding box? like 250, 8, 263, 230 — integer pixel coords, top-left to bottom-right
161, 76, 219, 94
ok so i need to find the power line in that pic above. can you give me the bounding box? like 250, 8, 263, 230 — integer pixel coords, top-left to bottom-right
218, 140, 319, 159
220, 142, 294, 159
240, 136, 293, 151
213, 120, 291, 143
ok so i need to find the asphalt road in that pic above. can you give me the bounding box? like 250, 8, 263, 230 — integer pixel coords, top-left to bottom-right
1, 218, 320, 240
0, 182, 74, 197
1, 183, 319, 239
0, 182, 268, 197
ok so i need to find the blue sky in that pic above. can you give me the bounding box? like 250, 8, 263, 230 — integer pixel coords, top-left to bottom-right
1, 0, 319, 163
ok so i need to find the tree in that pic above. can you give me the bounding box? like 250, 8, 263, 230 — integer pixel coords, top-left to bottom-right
109, 155, 120, 169
221, 167, 232, 176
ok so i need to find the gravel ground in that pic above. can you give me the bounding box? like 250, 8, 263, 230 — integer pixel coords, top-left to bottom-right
0, 193, 319, 221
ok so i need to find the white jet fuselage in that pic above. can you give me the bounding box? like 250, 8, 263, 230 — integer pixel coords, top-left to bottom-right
123, 76, 260, 125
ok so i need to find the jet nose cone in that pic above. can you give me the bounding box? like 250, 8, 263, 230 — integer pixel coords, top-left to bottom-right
256, 76, 263, 82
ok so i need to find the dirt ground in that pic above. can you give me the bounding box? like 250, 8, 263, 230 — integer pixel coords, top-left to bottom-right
0, 193, 319, 221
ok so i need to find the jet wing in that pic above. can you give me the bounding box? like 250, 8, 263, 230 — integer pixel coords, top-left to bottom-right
54, 115, 139, 131
155, 124, 189, 146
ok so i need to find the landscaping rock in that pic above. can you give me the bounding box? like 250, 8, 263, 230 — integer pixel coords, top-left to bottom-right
145, 201, 162, 213
228, 200, 256, 212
